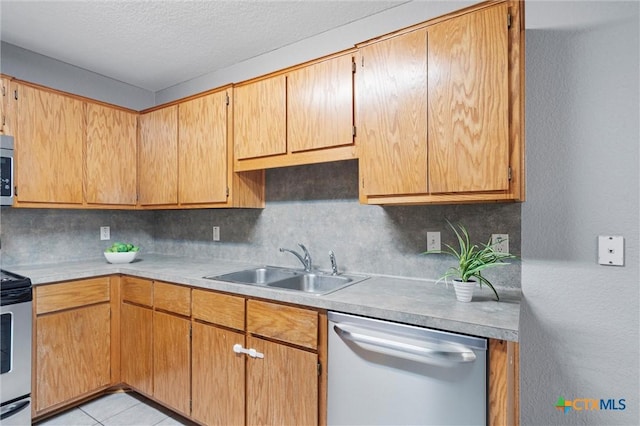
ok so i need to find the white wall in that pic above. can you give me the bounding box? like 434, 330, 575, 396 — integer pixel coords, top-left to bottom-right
0, 42, 155, 110
521, 1, 639, 425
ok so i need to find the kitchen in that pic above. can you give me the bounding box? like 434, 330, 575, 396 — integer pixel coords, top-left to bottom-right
0, 1, 638, 426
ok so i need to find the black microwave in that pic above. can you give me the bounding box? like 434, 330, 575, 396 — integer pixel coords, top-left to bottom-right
0, 135, 14, 206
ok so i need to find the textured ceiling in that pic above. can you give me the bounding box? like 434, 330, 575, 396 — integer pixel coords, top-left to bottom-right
1, 0, 406, 92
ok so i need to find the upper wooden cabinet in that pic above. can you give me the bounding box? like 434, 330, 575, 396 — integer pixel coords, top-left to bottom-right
0, 76, 15, 135
358, 0, 524, 204
137, 105, 179, 206
288, 53, 354, 153
358, 28, 429, 198
234, 74, 287, 160
14, 83, 84, 205
233, 51, 358, 171
427, 3, 509, 194
178, 90, 229, 205
85, 103, 137, 206
139, 89, 265, 209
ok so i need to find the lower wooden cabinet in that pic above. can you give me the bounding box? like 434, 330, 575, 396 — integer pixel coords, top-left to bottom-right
191, 322, 245, 425
153, 311, 191, 416
246, 336, 318, 425
33, 277, 114, 416
120, 303, 153, 396
36, 304, 111, 412
35, 275, 519, 426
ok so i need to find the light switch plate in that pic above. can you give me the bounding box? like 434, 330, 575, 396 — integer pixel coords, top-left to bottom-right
598, 235, 624, 266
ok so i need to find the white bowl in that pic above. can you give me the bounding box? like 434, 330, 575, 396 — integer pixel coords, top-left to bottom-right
104, 251, 138, 264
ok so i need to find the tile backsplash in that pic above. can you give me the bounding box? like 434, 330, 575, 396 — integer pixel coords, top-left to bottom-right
0, 160, 521, 288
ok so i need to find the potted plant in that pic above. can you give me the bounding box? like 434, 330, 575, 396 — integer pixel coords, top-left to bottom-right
424, 221, 516, 302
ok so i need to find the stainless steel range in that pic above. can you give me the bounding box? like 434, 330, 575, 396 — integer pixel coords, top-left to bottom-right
0, 269, 33, 425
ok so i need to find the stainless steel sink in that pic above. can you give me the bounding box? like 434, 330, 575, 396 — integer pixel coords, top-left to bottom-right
208, 266, 298, 285
205, 266, 368, 295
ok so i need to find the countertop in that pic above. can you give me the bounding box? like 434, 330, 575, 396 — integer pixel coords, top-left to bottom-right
10, 253, 520, 342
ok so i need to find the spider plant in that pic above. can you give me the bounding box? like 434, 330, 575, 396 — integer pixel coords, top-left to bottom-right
423, 221, 517, 301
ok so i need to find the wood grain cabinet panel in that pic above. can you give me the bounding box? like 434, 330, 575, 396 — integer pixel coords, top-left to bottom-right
192, 322, 245, 426
14, 83, 84, 204
358, 28, 429, 197
0, 77, 14, 135
192, 289, 244, 330
247, 299, 318, 349
178, 90, 228, 204
233, 75, 286, 160
121, 276, 153, 307
85, 103, 137, 205
120, 302, 153, 396
427, 3, 509, 193
288, 53, 354, 153
246, 335, 318, 426
153, 311, 191, 416
138, 106, 178, 206
36, 303, 111, 412
153, 281, 191, 316
36, 277, 110, 314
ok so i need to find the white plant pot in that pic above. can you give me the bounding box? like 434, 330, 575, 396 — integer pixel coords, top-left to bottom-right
453, 280, 476, 302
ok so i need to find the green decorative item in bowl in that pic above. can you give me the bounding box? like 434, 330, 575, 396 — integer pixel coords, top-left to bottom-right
423, 221, 516, 302
104, 242, 140, 264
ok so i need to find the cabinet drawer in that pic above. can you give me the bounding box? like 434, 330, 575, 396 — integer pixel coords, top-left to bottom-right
121, 276, 153, 307
247, 300, 318, 350
36, 277, 110, 315
154, 281, 191, 316
192, 289, 245, 330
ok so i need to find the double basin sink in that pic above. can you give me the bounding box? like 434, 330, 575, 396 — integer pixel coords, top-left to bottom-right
205, 266, 368, 296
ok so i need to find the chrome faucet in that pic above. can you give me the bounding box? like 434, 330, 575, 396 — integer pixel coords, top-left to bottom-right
279, 244, 313, 272
329, 250, 339, 275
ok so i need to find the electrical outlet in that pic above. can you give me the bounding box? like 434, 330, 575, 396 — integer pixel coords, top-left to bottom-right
426, 232, 441, 251
100, 226, 110, 241
492, 234, 509, 253
213, 226, 220, 242
598, 235, 624, 266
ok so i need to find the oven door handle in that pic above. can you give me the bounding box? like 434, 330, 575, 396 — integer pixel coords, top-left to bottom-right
0, 399, 30, 420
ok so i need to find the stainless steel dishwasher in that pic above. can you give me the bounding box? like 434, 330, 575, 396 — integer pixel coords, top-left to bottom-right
328, 311, 487, 425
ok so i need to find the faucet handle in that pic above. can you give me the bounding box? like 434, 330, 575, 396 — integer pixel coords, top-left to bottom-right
298, 244, 312, 270
329, 250, 338, 275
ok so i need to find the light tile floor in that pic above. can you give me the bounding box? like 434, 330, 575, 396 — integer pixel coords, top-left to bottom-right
34, 391, 198, 426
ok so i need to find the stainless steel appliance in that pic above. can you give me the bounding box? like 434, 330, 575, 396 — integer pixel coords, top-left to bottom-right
0, 269, 33, 425
0, 135, 15, 206
328, 311, 487, 425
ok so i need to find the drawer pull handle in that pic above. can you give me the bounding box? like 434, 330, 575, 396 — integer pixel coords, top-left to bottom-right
233, 343, 264, 359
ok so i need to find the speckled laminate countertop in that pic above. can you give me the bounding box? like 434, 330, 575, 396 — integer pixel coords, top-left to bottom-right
8, 253, 520, 342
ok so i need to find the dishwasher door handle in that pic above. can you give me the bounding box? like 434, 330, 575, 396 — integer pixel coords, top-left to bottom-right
333, 323, 476, 364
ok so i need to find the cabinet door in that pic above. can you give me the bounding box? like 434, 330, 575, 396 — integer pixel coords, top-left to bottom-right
85, 103, 137, 205
36, 304, 111, 412
246, 336, 318, 425
153, 311, 190, 416
0, 77, 13, 135
178, 91, 228, 204
358, 29, 429, 196
138, 106, 178, 205
234, 75, 286, 160
15, 84, 84, 204
288, 54, 354, 152
192, 322, 245, 426
427, 3, 509, 193
121, 303, 153, 396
